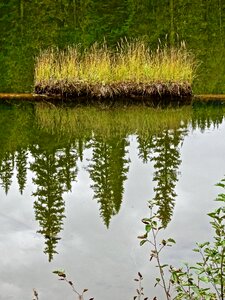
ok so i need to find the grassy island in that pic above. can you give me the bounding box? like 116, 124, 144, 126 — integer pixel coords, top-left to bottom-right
34, 41, 196, 100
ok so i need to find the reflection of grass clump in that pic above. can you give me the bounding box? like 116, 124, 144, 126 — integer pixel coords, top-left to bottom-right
34, 40, 196, 98
35, 104, 192, 138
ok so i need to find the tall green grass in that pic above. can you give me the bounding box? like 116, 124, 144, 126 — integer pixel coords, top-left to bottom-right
34, 40, 196, 90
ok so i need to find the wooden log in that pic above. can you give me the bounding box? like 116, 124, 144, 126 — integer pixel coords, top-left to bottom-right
0, 93, 61, 100
0, 93, 225, 103
194, 94, 225, 101
0, 93, 193, 107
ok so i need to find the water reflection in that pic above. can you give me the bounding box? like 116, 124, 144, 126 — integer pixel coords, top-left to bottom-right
192, 102, 225, 131
0, 102, 225, 261
138, 126, 187, 227
88, 135, 129, 227
30, 144, 78, 261
16, 148, 28, 194
0, 152, 14, 194
151, 127, 187, 227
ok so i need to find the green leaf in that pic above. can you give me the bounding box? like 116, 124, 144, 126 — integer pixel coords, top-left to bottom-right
197, 242, 210, 248
145, 224, 151, 232
199, 276, 209, 283
161, 264, 168, 268
191, 286, 201, 296
167, 238, 176, 244
207, 212, 216, 218
140, 240, 147, 246
53, 269, 65, 275
137, 232, 148, 239
142, 218, 150, 224
193, 248, 200, 252
215, 183, 225, 188
216, 193, 225, 202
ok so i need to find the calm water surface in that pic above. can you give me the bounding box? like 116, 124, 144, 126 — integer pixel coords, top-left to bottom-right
0, 102, 224, 299
1, 1, 225, 298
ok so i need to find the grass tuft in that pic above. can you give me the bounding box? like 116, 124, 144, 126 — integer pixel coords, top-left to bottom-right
34, 40, 196, 98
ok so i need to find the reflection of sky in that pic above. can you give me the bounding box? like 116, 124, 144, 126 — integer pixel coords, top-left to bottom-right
0, 123, 225, 300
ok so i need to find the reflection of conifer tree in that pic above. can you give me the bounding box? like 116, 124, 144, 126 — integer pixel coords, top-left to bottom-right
137, 127, 187, 227
58, 147, 78, 192
77, 139, 87, 162
151, 128, 187, 228
192, 103, 224, 132
16, 148, 28, 194
137, 134, 154, 163
0, 152, 14, 194
30, 145, 78, 261
88, 136, 129, 227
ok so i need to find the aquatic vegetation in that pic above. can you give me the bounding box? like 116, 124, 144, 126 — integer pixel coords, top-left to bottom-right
34, 40, 196, 98
139, 178, 225, 299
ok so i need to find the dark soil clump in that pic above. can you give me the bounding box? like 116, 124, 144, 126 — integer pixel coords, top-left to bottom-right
34, 81, 192, 101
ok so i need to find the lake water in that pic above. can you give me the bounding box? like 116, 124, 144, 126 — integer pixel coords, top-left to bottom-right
0, 102, 224, 299
1, 1, 225, 298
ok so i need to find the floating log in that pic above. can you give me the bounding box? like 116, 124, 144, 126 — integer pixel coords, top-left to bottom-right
0, 91, 193, 107
0, 93, 61, 100
194, 94, 225, 101
1, 93, 225, 104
